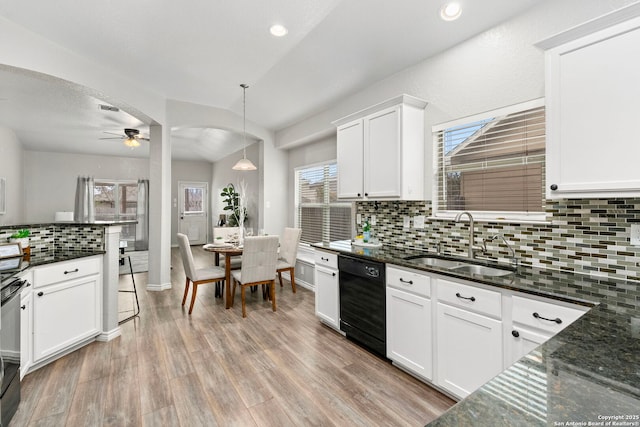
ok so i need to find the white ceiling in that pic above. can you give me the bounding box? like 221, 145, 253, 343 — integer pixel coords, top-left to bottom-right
0, 0, 542, 162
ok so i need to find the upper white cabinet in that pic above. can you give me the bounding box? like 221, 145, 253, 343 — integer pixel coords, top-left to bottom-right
333, 95, 427, 200
539, 5, 640, 198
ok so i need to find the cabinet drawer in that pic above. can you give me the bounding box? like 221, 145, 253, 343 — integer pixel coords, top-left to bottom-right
437, 279, 502, 319
33, 256, 101, 288
387, 265, 430, 298
512, 295, 587, 334
314, 250, 338, 269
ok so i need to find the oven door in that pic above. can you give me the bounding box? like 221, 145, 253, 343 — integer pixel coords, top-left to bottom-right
1, 278, 25, 427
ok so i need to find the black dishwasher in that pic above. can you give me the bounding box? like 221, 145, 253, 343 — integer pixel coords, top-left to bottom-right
338, 255, 386, 357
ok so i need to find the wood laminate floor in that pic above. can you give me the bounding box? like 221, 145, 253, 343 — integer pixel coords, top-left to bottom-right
11, 246, 455, 426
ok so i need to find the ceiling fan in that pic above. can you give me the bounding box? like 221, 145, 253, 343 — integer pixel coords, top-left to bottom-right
100, 128, 149, 148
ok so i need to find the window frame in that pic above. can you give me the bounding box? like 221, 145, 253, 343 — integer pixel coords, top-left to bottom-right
431, 98, 548, 224
294, 160, 353, 245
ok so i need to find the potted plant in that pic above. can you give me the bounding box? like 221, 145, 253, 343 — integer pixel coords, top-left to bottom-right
9, 229, 30, 251
220, 184, 248, 227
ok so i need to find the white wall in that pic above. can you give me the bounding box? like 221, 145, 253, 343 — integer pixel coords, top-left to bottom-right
0, 126, 24, 225
23, 151, 150, 223
211, 143, 260, 234
277, 0, 639, 193
286, 135, 337, 226
171, 159, 214, 246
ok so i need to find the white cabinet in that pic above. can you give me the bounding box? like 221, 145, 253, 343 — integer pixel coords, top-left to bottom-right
333, 94, 427, 200
314, 250, 340, 330
435, 278, 503, 399
539, 7, 640, 198
30, 256, 102, 364
20, 284, 33, 379
386, 265, 432, 380
506, 294, 588, 367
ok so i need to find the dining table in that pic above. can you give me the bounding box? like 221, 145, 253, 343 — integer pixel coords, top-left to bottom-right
203, 244, 243, 309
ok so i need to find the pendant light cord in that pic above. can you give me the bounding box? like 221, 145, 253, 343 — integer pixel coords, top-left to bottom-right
241, 83, 249, 158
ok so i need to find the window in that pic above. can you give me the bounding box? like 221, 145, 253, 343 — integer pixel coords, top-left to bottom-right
295, 163, 352, 244
432, 98, 545, 221
94, 180, 138, 244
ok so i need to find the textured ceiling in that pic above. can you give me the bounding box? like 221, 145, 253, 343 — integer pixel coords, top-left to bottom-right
0, 0, 543, 161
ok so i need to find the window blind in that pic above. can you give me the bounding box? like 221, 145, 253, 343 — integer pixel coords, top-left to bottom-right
434, 100, 545, 216
296, 163, 352, 244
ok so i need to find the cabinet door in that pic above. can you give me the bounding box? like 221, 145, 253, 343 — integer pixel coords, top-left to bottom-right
506, 326, 550, 368
436, 302, 503, 399
546, 17, 640, 197
387, 287, 432, 380
33, 275, 101, 362
20, 290, 33, 379
315, 265, 340, 330
336, 120, 364, 199
364, 106, 401, 198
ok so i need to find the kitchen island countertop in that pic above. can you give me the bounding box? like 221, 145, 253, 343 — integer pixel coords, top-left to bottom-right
312, 240, 640, 426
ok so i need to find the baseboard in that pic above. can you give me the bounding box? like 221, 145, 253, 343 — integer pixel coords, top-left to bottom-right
97, 327, 122, 342
146, 282, 172, 291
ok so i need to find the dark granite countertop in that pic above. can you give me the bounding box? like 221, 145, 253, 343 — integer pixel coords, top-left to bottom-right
0, 251, 105, 281
312, 241, 640, 426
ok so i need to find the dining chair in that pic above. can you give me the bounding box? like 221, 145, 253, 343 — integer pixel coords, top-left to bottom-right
230, 235, 279, 318
276, 227, 302, 293
177, 233, 226, 314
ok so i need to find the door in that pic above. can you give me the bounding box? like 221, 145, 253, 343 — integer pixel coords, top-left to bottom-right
387, 287, 432, 380
33, 275, 101, 362
336, 120, 364, 199
506, 326, 550, 368
436, 302, 503, 399
315, 265, 339, 329
364, 105, 401, 198
178, 181, 208, 245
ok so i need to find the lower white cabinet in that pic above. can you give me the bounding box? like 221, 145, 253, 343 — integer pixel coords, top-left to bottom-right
20, 286, 33, 379
314, 250, 340, 330
506, 294, 588, 367
32, 274, 101, 362
27, 255, 103, 368
435, 302, 503, 399
387, 287, 432, 380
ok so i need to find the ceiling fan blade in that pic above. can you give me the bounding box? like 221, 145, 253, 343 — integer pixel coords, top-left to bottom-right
103, 131, 124, 136
138, 136, 150, 141
99, 137, 124, 140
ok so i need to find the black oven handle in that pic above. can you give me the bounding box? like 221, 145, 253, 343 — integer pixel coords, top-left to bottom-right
0, 279, 27, 307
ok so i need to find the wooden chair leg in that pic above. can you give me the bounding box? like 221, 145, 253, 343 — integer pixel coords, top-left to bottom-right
231, 278, 237, 305
278, 271, 283, 287
270, 280, 277, 313
289, 268, 297, 293
188, 283, 198, 314
241, 284, 247, 318
182, 278, 190, 306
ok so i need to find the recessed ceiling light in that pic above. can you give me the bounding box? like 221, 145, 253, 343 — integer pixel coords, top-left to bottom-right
270, 24, 288, 37
440, 2, 462, 21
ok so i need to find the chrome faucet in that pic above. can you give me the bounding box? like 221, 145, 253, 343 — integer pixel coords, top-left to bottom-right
486, 234, 518, 268
454, 211, 476, 259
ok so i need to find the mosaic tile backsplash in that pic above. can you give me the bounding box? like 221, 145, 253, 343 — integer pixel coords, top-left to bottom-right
0, 224, 105, 255
356, 199, 640, 282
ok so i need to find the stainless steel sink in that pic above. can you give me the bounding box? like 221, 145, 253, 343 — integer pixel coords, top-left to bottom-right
405, 255, 515, 277
405, 256, 463, 269
448, 264, 514, 277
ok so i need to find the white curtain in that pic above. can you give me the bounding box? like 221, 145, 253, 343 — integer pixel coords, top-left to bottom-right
74, 176, 95, 222
135, 179, 150, 251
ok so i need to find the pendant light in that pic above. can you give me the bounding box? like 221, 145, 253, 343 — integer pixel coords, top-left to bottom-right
232, 83, 258, 171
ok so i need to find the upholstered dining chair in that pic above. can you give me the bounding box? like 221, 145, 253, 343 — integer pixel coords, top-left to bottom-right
276, 227, 302, 293
177, 233, 226, 314
230, 235, 279, 318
